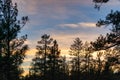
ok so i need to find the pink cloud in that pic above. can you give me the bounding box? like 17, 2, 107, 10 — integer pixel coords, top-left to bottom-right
13, 0, 92, 16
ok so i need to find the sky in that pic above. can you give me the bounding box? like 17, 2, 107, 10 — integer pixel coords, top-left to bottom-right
13, 0, 120, 75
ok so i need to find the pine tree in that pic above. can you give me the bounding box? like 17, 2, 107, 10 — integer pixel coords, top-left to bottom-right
30, 34, 67, 80
81, 42, 95, 80
93, 0, 109, 10
69, 37, 83, 80
91, 11, 120, 50
29, 34, 70, 80
0, 0, 28, 80
91, 35, 107, 50
47, 40, 60, 80
29, 34, 53, 79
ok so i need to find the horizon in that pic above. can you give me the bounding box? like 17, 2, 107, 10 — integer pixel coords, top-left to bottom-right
12, 0, 120, 76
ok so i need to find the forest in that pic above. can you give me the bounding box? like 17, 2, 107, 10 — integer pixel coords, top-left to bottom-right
0, 0, 120, 80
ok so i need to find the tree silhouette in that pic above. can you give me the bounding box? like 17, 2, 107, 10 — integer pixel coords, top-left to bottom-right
29, 34, 53, 80
91, 35, 107, 50
103, 48, 120, 74
60, 56, 69, 80
69, 37, 83, 80
0, 0, 28, 80
46, 40, 61, 80
29, 34, 69, 80
93, 0, 109, 10
90, 11, 120, 80
91, 11, 120, 50
81, 42, 95, 80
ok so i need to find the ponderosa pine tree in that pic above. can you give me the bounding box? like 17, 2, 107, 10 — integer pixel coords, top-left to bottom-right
91, 34, 107, 50
69, 37, 83, 80
0, 0, 28, 80
29, 34, 67, 80
91, 10, 120, 80
81, 42, 95, 79
29, 34, 53, 79
46, 40, 69, 80
91, 11, 120, 50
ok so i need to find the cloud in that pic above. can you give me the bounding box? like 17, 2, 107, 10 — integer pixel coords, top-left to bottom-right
58, 22, 96, 28
13, 0, 40, 15
79, 22, 96, 27
59, 24, 79, 28
13, 0, 120, 21
51, 32, 100, 50
12, 0, 93, 19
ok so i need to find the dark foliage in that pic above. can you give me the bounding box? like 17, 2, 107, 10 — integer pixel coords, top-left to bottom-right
24, 35, 120, 80
91, 11, 120, 50
93, 0, 109, 10
0, 0, 28, 80
90, 9, 120, 80
26, 34, 69, 80
1, 0, 119, 80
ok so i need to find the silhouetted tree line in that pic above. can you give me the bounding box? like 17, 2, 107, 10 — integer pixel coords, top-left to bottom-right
24, 34, 120, 80
0, 0, 120, 80
22, 10, 120, 80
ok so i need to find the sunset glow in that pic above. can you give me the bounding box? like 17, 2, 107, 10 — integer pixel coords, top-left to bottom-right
12, 0, 120, 76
